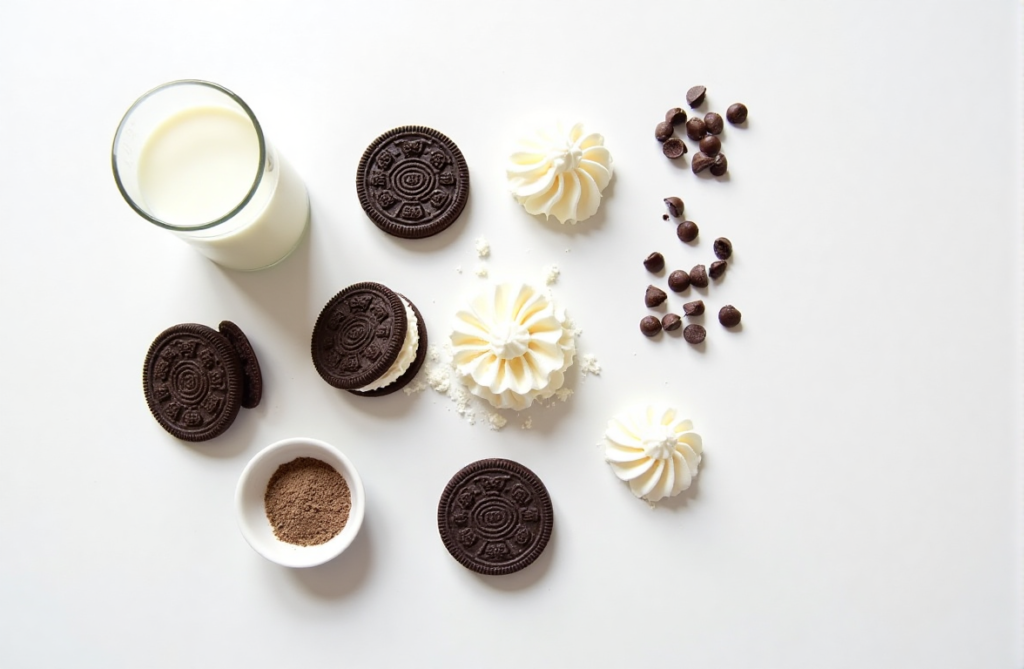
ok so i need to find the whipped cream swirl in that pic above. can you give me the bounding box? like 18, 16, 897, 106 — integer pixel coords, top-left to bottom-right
604, 405, 703, 502
506, 122, 613, 224
450, 282, 576, 410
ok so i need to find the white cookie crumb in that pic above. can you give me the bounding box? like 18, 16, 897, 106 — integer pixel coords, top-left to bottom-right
565, 317, 583, 337
544, 264, 560, 285
474, 264, 489, 278
580, 353, 601, 376
427, 367, 450, 394
475, 237, 490, 258
449, 382, 474, 423
554, 387, 574, 402
521, 416, 533, 430
403, 380, 427, 395
487, 412, 507, 430
455, 265, 462, 273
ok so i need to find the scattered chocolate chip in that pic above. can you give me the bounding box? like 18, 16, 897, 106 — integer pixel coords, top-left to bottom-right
691, 152, 714, 174
662, 137, 687, 159
726, 103, 748, 124
668, 270, 691, 292
699, 135, 721, 156
689, 264, 708, 288
676, 220, 699, 243
662, 313, 682, 331
662, 214, 669, 221
655, 121, 674, 143
645, 285, 668, 308
686, 85, 707, 108
719, 305, 742, 328
713, 237, 733, 259
643, 252, 665, 273
640, 315, 662, 336
666, 107, 687, 125
682, 299, 705, 316
664, 196, 684, 218
710, 153, 728, 177
685, 117, 707, 141
704, 112, 724, 135
683, 324, 706, 344
709, 260, 727, 279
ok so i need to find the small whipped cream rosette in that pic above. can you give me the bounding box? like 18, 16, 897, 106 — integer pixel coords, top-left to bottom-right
603, 405, 703, 503
506, 121, 613, 224
450, 281, 576, 410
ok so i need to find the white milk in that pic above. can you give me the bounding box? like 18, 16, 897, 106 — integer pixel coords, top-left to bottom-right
137, 105, 309, 271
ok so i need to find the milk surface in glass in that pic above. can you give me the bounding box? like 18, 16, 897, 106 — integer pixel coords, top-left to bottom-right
138, 106, 260, 226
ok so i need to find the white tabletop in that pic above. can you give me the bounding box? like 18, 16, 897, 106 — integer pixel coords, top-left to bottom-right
1, 2, 1021, 667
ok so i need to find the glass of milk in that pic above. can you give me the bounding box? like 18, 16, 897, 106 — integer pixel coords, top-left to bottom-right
112, 80, 310, 271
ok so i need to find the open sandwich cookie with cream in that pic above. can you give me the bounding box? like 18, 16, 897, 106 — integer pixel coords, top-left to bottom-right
311, 282, 428, 397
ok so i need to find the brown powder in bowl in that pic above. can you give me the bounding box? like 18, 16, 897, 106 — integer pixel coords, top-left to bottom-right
264, 457, 351, 546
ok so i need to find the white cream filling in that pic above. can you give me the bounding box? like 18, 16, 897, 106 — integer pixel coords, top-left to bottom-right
358, 298, 420, 392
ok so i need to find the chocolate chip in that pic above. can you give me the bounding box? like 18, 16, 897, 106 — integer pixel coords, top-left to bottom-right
662, 214, 669, 221
664, 196, 684, 218
666, 107, 687, 125
691, 152, 714, 174
710, 153, 728, 177
713, 237, 733, 259
689, 264, 708, 288
686, 85, 706, 108
662, 138, 687, 159
726, 103, 748, 124
655, 121, 674, 143
682, 299, 705, 316
683, 324, 706, 344
699, 135, 721, 156
704, 112, 724, 135
685, 117, 707, 141
676, 220, 699, 243
662, 313, 682, 331
645, 285, 668, 307
709, 260, 727, 279
668, 270, 691, 292
640, 316, 662, 336
643, 252, 665, 273
719, 305, 742, 328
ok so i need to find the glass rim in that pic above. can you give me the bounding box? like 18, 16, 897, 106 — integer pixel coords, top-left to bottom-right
111, 79, 267, 232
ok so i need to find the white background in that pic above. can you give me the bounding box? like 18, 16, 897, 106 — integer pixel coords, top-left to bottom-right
1, 1, 1021, 667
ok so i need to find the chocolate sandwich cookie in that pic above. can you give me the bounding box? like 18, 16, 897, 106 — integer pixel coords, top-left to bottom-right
218, 320, 263, 409
356, 125, 470, 239
311, 282, 427, 396
143, 322, 260, 442
438, 458, 553, 576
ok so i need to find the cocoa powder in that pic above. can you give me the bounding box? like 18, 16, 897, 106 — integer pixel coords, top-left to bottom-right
264, 457, 351, 546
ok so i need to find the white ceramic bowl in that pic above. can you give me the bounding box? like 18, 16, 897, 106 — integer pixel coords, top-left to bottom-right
235, 437, 365, 568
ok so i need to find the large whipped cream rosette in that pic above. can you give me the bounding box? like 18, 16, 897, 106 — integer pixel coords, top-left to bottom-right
603, 405, 703, 503
506, 122, 613, 224
450, 282, 576, 410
